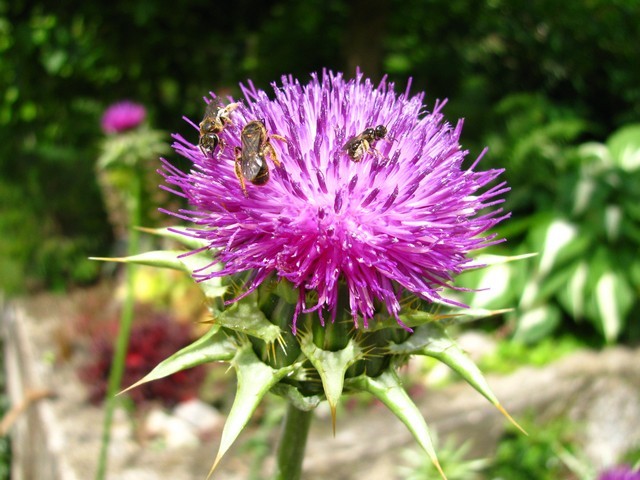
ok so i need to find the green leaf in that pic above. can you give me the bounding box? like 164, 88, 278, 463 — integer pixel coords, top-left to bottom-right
536, 218, 578, 275
177, 252, 227, 299
462, 262, 515, 310
576, 141, 610, 169
468, 252, 538, 267
557, 261, 588, 320
137, 226, 210, 250
537, 262, 585, 305
443, 307, 514, 325
208, 344, 299, 478
299, 334, 362, 429
90, 250, 186, 270
512, 304, 561, 344
594, 270, 633, 343
389, 323, 494, 397
92, 248, 228, 299
120, 324, 235, 395
607, 123, 640, 172
347, 370, 447, 480
275, 279, 299, 304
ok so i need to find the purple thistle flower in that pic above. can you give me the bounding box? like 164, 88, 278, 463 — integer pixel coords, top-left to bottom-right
161, 71, 509, 333
599, 465, 640, 480
101, 100, 147, 134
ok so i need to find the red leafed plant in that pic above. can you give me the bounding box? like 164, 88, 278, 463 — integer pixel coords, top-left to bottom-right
80, 311, 206, 407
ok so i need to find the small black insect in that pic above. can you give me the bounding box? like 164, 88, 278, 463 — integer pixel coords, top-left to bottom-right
234, 120, 287, 196
342, 124, 388, 162
198, 101, 240, 157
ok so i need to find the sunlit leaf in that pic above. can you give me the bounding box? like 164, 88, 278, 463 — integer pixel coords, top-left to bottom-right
177, 252, 227, 299
537, 218, 578, 275
512, 304, 561, 344
595, 270, 633, 343
607, 123, 640, 172
463, 262, 514, 309
90, 250, 186, 270
136, 226, 210, 250
558, 261, 588, 320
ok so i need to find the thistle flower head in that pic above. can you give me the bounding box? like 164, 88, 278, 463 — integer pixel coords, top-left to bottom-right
162, 71, 508, 332
101, 100, 147, 134
113, 70, 518, 480
599, 465, 640, 480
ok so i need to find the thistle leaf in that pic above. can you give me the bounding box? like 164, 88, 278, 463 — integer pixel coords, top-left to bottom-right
432, 308, 513, 325
136, 226, 210, 250
91, 249, 228, 299
94, 226, 227, 299
177, 252, 227, 299
347, 370, 447, 480
467, 252, 538, 268
120, 324, 234, 395
208, 344, 298, 478
90, 250, 186, 270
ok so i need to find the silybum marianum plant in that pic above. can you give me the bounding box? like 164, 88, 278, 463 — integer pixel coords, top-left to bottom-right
110, 71, 521, 479
97, 101, 171, 240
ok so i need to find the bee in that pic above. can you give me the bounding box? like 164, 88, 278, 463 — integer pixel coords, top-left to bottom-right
198, 101, 240, 157
342, 124, 388, 162
234, 120, 287, 196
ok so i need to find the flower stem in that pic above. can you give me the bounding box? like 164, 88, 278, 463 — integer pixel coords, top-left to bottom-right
95, 173, 142, 480
273, 402, 313, 480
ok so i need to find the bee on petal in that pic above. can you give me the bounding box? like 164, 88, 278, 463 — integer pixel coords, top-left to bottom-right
198, 101, 240, 157
234, 120, 287, 196
342, 124, 387, 162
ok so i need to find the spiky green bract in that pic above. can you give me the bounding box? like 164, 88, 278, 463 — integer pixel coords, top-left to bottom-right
106, 236, 520, 478
299, 332, 363, 430
347, 370, 448, 480
119, 325, 234, 395
207, 343, 302, 479
388, 320, 525, 434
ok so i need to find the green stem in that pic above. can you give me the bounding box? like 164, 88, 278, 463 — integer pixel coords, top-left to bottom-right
273, 402, 313, 480
96, 173, 142, 480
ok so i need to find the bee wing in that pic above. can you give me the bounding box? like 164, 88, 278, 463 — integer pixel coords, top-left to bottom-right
241, 122, 263, 153
343, 133, 364, 151
203, 100, 222, 118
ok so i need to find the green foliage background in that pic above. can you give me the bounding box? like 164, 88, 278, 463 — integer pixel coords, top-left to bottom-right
1, 0, 639, 340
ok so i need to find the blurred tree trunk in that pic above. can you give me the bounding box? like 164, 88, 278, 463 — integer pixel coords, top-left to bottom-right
343, 0, 389, 81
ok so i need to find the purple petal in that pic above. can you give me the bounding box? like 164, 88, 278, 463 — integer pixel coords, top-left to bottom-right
161, 70, 510, 331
